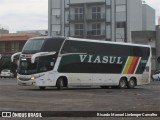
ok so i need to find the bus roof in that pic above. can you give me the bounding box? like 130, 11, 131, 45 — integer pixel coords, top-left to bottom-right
29, 36, 65, 40
68, 37, 151, 48
30, 36, 151, 48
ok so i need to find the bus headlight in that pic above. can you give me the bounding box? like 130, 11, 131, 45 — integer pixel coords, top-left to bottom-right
31, 75, 35, 80
17, 75, 19, 79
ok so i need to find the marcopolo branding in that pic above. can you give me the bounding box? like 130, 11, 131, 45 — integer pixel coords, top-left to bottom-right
79, 55, 123, 64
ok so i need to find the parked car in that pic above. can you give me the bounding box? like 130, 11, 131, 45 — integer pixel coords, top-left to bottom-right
152, 70, 160, 81
0, 69, 14, 78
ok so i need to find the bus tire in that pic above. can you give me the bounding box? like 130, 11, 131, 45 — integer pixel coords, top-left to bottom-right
128, 78, 136, 89
39, 87, 46, 90
56, 77, 64, 90
119, 78, 127, 89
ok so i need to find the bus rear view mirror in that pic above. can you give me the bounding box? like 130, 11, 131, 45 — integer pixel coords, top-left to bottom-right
157, 56, 160, 63
11, 52, 22, 62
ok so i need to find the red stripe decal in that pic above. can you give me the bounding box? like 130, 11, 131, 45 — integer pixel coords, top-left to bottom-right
128, 57, 139, 74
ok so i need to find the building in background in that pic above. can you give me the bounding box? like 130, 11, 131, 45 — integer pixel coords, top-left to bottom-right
0, 33, 40, 56
0, 33, 43, 73
48, 0, 155, 42
131, 25, 160, 71
142, 4, 155, 31
17, 30, 48, 36
158, 16, 160, 25
0, 28, 9, 34
132, 31, 156, 71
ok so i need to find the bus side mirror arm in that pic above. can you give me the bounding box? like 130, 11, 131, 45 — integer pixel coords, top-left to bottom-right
11, 52, 22, 62
31, 52, 56, 63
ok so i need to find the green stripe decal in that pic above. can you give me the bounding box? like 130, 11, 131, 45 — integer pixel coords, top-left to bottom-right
136, 57, 148, 74
58, 54, 148, 74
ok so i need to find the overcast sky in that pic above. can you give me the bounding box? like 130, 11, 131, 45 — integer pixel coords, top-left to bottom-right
0, 0, 159, 33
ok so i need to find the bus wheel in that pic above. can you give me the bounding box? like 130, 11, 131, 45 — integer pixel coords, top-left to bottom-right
57, 77, 64, 90
39, 87, 46, 90
128, 78, 136, 89
119, 78, 127, 89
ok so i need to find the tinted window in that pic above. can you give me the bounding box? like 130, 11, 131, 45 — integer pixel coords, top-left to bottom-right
61, 40, 150, 58
18, 59, 37, 75
116, 22, 126, 28
41, 38, 64, 52
37, 56, 55, 73
132, 46, 150, 57
61, 40, 131, 56
23, 39, 45, 54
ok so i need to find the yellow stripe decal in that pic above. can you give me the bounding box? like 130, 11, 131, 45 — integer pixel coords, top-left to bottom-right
123, 56, 134, 74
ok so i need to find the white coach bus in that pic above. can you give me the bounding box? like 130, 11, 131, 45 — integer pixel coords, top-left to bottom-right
12, 37, 151, 90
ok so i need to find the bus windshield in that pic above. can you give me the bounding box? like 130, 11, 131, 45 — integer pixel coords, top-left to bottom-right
18, 37, 65, 75
19, 59, 37, 75
18, 56, 55, 75
23, 39, 45, 54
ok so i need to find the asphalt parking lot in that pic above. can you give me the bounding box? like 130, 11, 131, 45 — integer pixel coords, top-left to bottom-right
0, 78, 160, 120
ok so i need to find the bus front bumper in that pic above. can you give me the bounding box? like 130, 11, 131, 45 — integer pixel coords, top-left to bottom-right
17, 79, 36, 86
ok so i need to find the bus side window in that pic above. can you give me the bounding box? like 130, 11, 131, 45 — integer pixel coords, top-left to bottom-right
61, 41, 70, 54
70, 47, 77, 53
